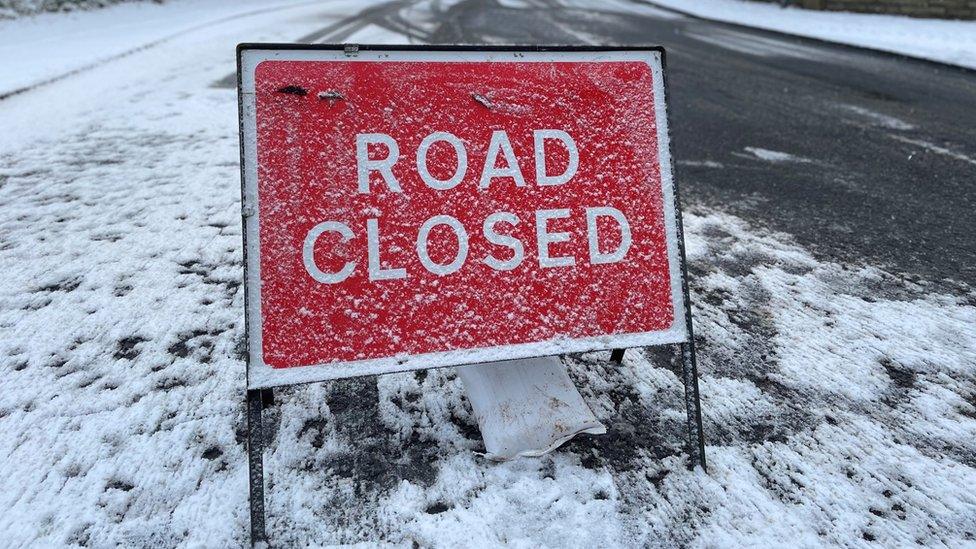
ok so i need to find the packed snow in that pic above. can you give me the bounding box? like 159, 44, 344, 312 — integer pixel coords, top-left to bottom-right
886, 135, 976, 167
836, 104, 915, 131
740, 147, 812, 164
1, 0, 975, 546
641, 0, 976, 70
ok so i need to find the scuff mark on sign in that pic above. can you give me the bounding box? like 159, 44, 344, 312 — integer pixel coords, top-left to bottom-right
277, 85, 308, 96
471, 92, 493, 110
317, 90, 344, 104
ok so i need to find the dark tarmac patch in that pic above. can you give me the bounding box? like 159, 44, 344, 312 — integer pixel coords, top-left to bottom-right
563, 347, 687, 471
323, 378, 440, 492
881, 358, 916, 390
276, 85, 308, 96
105, 479, 134, 492
35, 277, 82, 294
114, 336, 148, 361
424, 502, 450, 514
167, 329, 220, 363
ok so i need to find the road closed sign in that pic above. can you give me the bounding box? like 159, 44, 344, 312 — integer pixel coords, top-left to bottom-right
238, 45, 689, 388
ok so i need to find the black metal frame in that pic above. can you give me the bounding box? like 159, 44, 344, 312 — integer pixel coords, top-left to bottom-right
237, 43, 705, 546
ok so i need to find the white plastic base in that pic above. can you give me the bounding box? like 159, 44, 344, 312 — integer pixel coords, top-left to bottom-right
458, 356, 607, 461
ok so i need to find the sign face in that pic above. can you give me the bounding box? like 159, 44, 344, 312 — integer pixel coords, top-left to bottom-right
239, 46, 687, 389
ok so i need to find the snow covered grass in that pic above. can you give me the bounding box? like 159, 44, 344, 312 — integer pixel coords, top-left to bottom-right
0, 0, 317, 97
0, 0, 141, 19
0, 0, 975, 546
641, 0, 976, 70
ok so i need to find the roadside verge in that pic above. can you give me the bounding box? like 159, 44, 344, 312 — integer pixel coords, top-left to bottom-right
635, 0, 976, 72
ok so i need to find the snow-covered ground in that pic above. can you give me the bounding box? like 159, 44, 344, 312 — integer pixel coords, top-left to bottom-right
643, 0, 976, 70
0, 0, 323, 98
1, 0, 139, 19
1, 0, 975, 546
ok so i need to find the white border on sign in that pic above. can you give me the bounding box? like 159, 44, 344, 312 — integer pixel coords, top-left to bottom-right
239, 48, 687, 389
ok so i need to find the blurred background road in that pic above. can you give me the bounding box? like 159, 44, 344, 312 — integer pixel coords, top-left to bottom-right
233, 0, 976, 288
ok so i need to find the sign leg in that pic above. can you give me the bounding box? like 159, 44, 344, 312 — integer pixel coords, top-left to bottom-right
247, 389, 268, 545
679, 341, 707, 470
669, 150, 707, 471
261, 387, 274, 408
609, 348, 625, 364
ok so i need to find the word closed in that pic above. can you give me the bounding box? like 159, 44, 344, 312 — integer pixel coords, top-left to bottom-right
241, 48, 687, 386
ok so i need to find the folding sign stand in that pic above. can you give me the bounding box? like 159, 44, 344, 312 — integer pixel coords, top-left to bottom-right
611, 194, 708, 471
237, 44, 706, 545
245, 389, 267, 545
243, 216, 707, 548
246, 343, 704, 545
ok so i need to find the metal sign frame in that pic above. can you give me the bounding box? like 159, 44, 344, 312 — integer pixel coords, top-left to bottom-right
239, 47, 689, 389
236, 43, 705, 546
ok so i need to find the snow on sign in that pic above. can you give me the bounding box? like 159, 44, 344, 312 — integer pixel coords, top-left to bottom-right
238, 45, 689, 389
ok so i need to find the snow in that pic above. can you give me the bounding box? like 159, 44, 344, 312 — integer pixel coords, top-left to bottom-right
643, 0, 976, 70
741, 146, 811, 163
837, 104, 915, 131
887, 134, 976, 167
1, 0, 975, 546
678, 160, 724, 169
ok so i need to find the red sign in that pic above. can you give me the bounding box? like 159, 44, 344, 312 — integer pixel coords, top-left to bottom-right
239, 47, 687, 388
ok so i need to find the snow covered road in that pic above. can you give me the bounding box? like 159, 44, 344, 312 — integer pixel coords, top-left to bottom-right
1, 0, 975, 546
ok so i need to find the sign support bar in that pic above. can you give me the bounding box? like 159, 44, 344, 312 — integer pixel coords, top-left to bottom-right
680, 340, 707, 469
609, 340, 705, 469
673, 153, 707, 471
247, 389, 268, 545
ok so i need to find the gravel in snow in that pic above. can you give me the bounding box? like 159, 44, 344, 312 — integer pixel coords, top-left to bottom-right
0, 1, 975, 546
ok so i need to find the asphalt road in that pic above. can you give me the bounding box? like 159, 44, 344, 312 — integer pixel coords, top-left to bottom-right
260, 0, 976, 291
